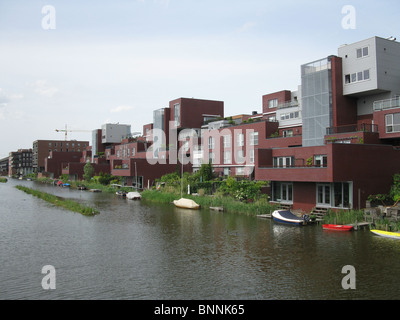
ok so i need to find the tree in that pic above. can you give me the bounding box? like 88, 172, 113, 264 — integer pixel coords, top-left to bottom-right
199, 161, 214, 182
390, 173, 400, 206
83, 162, 95, 182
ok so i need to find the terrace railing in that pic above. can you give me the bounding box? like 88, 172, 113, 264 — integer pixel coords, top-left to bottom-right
373, 97, 400, 111
326, 123, 378, 135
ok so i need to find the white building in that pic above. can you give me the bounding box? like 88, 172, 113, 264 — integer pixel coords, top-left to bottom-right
101, 123, 132, 144
338, 36, 400, 115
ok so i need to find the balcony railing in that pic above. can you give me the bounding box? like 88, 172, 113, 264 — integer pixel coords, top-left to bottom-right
373, 97, 400, 111
276, 100, 300, 110
326, 123, 378, 135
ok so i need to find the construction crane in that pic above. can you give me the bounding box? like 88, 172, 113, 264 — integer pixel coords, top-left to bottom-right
55, 124, 92, 140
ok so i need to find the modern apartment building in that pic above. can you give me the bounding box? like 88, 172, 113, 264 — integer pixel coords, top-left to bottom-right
0, 157, 9, 175
8, 149, 33, 177
31, 36, 400, 214
255, 36, 400, 212
33, 140, 89, 172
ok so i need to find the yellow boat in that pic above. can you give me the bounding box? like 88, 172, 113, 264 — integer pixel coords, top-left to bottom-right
370, 229, 400, 240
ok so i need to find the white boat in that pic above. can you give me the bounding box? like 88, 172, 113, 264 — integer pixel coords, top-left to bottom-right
272, 210, 309, 226
127, 191, 141, 200
173, 198, 200, 210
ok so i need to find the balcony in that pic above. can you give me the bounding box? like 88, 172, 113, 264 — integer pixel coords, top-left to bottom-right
276, 100, 300, 110
326, 123, 378, 135
373, 97, 400, 111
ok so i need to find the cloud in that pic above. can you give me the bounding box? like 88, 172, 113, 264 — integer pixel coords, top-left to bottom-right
110, 105, 135, 113
29, 80, 59, 97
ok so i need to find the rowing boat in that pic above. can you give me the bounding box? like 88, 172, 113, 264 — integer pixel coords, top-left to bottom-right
322, 224, 354, 231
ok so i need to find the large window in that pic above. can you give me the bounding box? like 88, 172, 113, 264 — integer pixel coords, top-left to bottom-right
356, 46, 369, 58
237, 133, 244, 147
316, 182, 351, 208
345, 69, 370, 84
223, 135, 231, 148
272, 182, 293, 203
314, 155, 327, 167
268, 99, 278, 109
223, 151, 231, 164
250, 131, 259, 146
386, 113, 400, 133
273, 156, 295, 168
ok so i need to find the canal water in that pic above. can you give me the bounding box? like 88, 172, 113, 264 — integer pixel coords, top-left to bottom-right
1, 179, 400, 300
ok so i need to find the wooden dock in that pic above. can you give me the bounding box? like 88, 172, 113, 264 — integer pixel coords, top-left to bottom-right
346, 222, 372, 230
257, 214, 272, 219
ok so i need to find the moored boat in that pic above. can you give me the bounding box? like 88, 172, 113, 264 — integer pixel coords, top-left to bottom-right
323, 224, 354, 231
173, 198, 200, 210
370, 229, 400, 240
272, 210, 309, 226
116, 190, 127, 197
127, 191, 141, 200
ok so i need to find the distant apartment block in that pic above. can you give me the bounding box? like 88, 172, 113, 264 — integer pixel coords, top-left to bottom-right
8, 149, 33, 177
33, 140, 89, 172
101, 123, 131, 144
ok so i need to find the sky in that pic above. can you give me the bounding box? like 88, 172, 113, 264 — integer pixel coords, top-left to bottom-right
0, 0, 399, 158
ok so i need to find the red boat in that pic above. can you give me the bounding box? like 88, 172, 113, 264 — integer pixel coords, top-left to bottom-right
322, 224, 354, 231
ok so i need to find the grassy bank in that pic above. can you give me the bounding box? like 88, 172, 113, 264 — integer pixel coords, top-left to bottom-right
15, 185, 99, 216
141, 189, 276, 216
322, 209, 365, 225
0, 177, 7, 183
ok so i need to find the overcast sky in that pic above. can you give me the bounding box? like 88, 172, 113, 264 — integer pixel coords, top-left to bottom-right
0, 0, 399, 158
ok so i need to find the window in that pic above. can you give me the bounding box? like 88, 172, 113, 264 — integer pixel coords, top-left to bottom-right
317, 182, 351, 208
223, 151, 231, 164
174, 103, 180, 126
283, 130, 293, 137
237, 150, 245, 164
223, 135, 231, 148
268, 99, 278, 108
223, 167, 231, 177
237, 133, 244, 147
132, 147, 136, 156
208, 137, 215, 149
386, 113, 400, 133
209, 152, 215, 164
250, 149, 255, 164
317, 184, 331, 206
236, 167, 245, 176
357, 46, 369, 58
272, 182, 293, 203
345, 69, 371, 84
273, 156, 295, 168
250, 131, 258, 145
314, 155, 328, 167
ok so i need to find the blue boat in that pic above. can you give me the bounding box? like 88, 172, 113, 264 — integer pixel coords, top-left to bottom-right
272, 210, 309, 226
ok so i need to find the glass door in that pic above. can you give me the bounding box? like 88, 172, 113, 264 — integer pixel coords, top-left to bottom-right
317, 184, 331, 206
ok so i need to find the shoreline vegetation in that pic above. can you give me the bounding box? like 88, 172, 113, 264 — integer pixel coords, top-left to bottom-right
17, 167, 400, 231
141, 189, 277, 217
0, 177, 7, 183
15, 185, 99, 216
